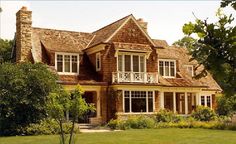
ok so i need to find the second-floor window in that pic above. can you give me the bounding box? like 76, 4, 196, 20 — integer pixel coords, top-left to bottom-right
159, 59, 176, 77
118, 53, 145, 73
55, 53, 79, 74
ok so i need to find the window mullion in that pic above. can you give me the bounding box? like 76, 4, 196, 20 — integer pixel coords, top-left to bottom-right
169, 61, 171, 77
129, 91, 132, 113
62, 55, 65, 72
146, 91, 148, 112
70, 55, 72, 73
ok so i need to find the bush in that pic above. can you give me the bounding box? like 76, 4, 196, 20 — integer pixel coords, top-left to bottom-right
23, 119, 76, 135
107, 115, 155, 130
155, 109, 182, 123
191, 106, 217, 121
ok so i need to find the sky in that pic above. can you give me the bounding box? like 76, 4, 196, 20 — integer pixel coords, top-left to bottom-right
0, 0, 235, 45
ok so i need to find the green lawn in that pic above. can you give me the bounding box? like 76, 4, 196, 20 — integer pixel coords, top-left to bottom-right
0, 128, 236, 144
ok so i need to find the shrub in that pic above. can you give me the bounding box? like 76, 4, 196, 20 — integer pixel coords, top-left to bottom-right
155, 109, 182, 123
107, 115, 155, 130
191, 106, 217, 121
107, 119, 120, 130
23, 119, 76, 135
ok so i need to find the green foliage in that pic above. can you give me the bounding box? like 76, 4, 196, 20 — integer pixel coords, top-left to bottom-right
172, 36, 196, 49
47, 85, 95, 144
0, 62, 58, 136
182, 9, 236, 97
221, 0, 236, 10
191, 106, 217, 121
0, 39, 13, 62
24, 119, 76, 135
217, 94, 236, 116
155, 109, 182, 123
107, 116, 155, 130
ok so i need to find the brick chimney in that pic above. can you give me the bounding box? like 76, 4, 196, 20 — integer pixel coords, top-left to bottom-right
137, 18, 148, 33
15, 6, 32, 62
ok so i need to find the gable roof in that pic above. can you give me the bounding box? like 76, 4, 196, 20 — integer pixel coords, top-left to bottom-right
88, 14, 156, 48
31, 27, 94, 62
157, 46, 222, 91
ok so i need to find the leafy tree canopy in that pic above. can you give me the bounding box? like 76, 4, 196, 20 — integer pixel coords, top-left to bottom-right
0, 39, 13, 62
182, 9, 236, 96
0, 62, 59, 136
47, 85, 95, 144
172, 36, 196, 50
221, 0, 236, 10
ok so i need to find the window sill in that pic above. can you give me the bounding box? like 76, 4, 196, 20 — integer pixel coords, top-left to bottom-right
162, 76, 176, 78
117, 112, 155, 115
57, 72, 79, 76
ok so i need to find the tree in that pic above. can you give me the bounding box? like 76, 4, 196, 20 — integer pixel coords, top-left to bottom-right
0, 39, 13, 62
221, 0, 236, 10
0, 62, 58, 135
182, 9, 236, 96
172, 36, 196, 49
47, 85, 95, 144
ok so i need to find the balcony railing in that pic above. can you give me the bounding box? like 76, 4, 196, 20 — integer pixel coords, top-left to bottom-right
112, 72, 158, 84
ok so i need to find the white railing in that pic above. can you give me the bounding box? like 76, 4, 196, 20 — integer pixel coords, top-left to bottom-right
112, 72, 158, 83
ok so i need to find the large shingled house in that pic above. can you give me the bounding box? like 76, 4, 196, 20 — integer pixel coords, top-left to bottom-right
12, 7, 221, 124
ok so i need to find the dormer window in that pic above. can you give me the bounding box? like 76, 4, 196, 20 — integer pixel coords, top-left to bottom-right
96, 52, 101, 71
158, 59, 176, 77
184, 65, 194, 76
55, 53, 79, 75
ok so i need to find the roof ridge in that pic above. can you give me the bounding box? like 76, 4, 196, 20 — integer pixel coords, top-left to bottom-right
92, 14, 132, 34
32, 27, 93, 35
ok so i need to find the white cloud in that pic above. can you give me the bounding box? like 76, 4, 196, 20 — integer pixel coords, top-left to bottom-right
0, 0, 30, 39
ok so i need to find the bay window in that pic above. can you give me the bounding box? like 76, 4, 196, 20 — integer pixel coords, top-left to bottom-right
55, 53, 79, 74
159, 59, 176, 77
124, 91, 154, 113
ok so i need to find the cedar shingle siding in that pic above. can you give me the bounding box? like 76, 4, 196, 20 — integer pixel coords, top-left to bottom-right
13, 7, 221, 124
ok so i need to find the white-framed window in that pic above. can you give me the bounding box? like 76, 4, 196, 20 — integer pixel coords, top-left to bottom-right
184, 65, 194, 76
117, 53, 146, 73
158, 59, 176, 77
200, 95, 212, 108
55, 53, 79, 75
96, 52, 101, 71
123, 90, 154, 113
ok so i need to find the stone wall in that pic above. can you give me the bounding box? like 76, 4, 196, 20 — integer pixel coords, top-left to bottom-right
15, 6, 32, 62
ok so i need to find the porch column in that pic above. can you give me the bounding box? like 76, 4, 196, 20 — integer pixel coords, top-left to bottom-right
173, 92, 176, 113
184, 92, 188, 114
196, 93, 199, 106
160, 91, 164, 109
96, 90, 101, 117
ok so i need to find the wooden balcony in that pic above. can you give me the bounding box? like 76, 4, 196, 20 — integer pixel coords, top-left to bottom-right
112, 72, 158, 84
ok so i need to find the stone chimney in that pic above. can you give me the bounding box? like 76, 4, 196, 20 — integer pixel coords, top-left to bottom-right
15, 6, 32, 62
137, 18, 148, 33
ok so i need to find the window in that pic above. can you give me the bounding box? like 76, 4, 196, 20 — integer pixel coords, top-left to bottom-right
124, 91, 154, 113
55, 53, 79, 74
117, 53, 145, 73
207, 96, 211, 107
200, 95, 211, 108
184, 65, 194, 76
159, 60, 176, 77
96, 53, 101, 71
201, 96, 205, 106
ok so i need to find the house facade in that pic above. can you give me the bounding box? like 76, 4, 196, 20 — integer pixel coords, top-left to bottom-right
12, 7, 221, 124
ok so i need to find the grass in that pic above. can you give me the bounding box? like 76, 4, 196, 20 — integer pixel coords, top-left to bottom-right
0, 128, 236, 144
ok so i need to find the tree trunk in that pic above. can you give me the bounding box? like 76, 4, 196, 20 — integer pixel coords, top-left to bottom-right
69, 116, 76, 144
59, 120, 65, 144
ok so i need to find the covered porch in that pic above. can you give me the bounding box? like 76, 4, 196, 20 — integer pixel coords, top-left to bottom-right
159, 91, 213, 114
